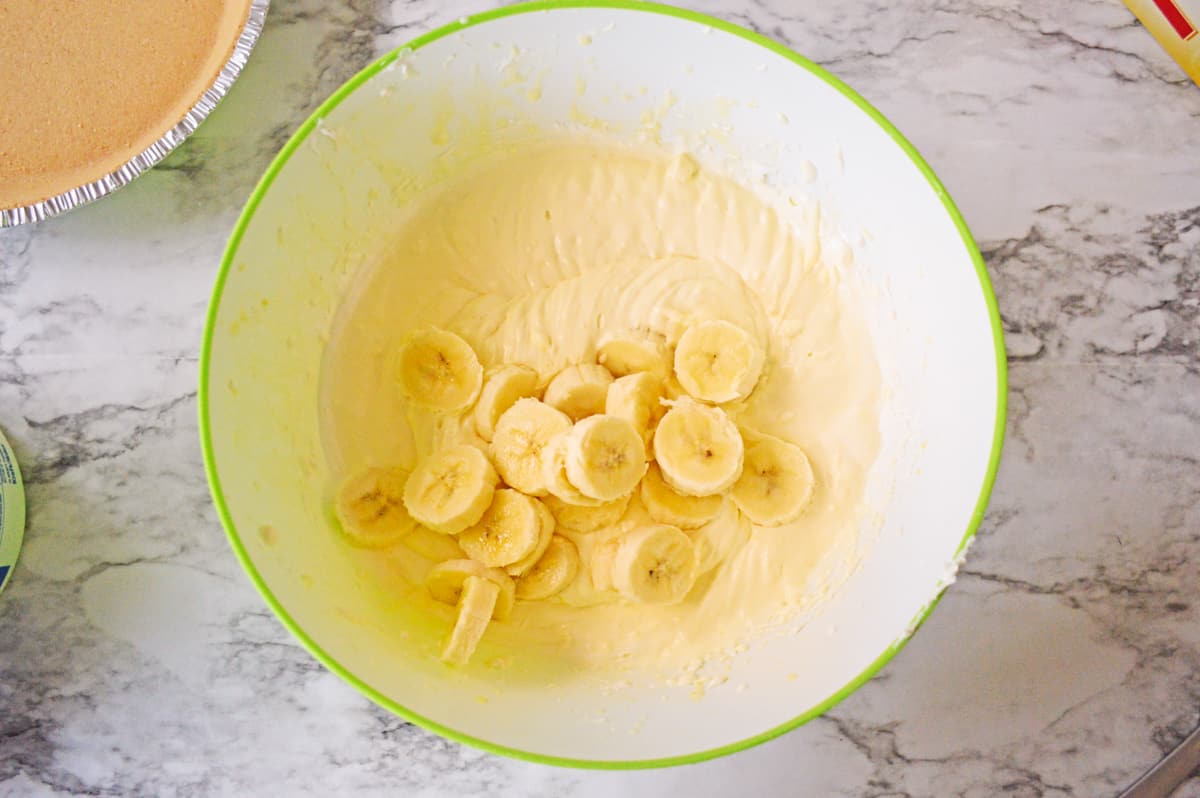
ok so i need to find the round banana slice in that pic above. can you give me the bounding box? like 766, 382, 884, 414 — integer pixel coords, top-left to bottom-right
543, 492, 631, 533
731, 435, 816, 526
653, 399, 744, 496
596, 332, 671, 378
543, 363, 613, 421
589, 539, 620, 591
640, 462, 723, 529
605, 372, 666, 450
516, 535, 580, 600
395, 328, 484, 412
457, 489, 543, 568
687, 499, 751, 576
334, 466, 418, 547
426, 558, 515, 619
611, 524, 699, 605
506, 499, 555, 577
563, 415, 647, 501
542, 436, 603, 507
441, 575, 499, 665
403, 445, 498, 535
673, 320, 765, 403
402, 526, 467, 562
473, 364, 540, 442
490, 398, 572, 496
662, 373, 690, 401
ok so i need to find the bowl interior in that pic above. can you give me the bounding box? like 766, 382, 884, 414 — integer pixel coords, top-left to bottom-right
202, 3, 1003, 766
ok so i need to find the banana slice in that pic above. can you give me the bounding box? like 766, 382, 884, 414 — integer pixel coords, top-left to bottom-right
426, 558, 515, 619
589, 539, 620, 591
673, 320, 765, 403
653, 399, 744, 496
490, 398, 573, 496
542, 437, 603, 507
688, 499, 750, 576
395, 328, 484, 412
516, 535, 580, 600
506, 499, 555, 576
596, 331, 671, 378
731, 434, 816, 526
402, 526, 467, 562
640, 462, 723, 529
563, 415, 647, 501
543, 492, 631, 533
457, 489, 542, 568
403, 445, 498, 535
611, 524, 699, 605
605, 372, 666, 450
473, 364, 539, 442
440, 576, 499, 665
543, 363, 613, 421
662, 373, 690, 401
333, 466, 418, 547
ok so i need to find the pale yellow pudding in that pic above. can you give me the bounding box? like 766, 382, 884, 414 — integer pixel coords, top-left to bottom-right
320, 140, 881, 674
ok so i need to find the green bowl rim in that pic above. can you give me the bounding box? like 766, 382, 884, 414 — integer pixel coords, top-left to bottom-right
198, 0, 1008, 771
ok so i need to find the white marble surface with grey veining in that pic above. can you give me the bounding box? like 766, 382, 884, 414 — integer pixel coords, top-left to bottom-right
2, 1, 1199, 795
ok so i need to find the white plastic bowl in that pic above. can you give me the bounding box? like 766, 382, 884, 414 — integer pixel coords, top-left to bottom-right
200, 1, 1005, 768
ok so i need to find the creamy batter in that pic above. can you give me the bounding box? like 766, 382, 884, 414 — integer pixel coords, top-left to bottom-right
320, 141, 881, 675
0, 0, 251, 208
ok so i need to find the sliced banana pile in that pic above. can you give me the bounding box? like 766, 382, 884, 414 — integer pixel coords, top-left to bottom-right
332, 322, 818, 666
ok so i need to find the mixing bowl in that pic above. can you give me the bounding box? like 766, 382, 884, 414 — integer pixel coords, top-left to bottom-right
200, 0, 1005, 768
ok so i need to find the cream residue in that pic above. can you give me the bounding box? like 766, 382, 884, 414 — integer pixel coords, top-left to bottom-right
320, 140, 881, 678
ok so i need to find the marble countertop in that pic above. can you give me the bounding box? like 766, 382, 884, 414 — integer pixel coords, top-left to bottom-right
3, 1, 1199, 795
